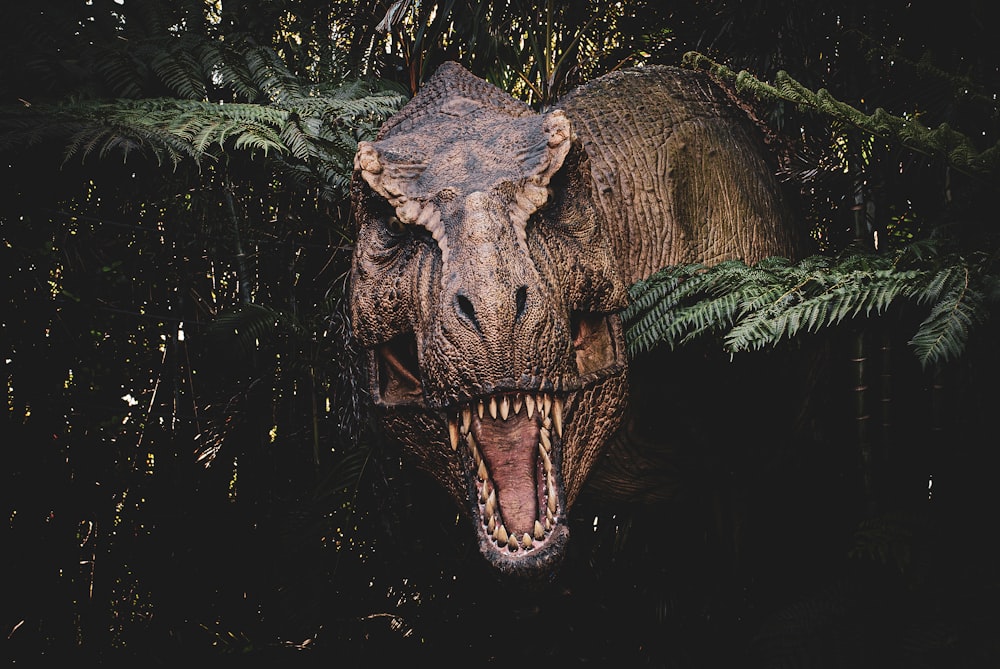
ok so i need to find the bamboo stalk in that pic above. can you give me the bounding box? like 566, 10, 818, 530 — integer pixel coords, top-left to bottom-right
223, 180, 252, 305
851, 333, 874, 510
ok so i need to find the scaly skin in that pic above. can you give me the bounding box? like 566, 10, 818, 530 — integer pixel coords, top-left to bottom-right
350, 62, 798, 580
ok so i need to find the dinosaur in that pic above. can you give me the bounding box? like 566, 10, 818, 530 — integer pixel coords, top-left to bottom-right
349, 61, 799, 580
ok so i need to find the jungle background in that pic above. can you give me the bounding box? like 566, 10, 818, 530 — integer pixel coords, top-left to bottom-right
2, 0, 998, 666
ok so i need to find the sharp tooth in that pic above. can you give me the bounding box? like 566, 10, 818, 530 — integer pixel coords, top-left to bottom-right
534, 520, 545, 540
525, 393, 535, 419
542, 393, 552, 417
521, 533, 532, 549
543, 416, 551, 430
545, 513, 553, 530
487, 515, 496, 533
540, 426, 551, 452
485, 489, 496, 517
553, 396, 563, 437
507, 534, 518, 551
540, 443, 552, 472
468, 433, 479, 464
499, 395, 510, 420
496, 524, 508, 545
513, 393, 523, 414
461, 406, 472, 434
489, 397, 498, 419
477, 399, 484, 419
448, 417, 459, 451
477, 459, 488, 482
548, 490, 557, 513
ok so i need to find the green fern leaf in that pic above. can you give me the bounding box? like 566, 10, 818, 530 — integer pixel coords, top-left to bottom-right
623, 245, 993, 367
909, 282, 982, 368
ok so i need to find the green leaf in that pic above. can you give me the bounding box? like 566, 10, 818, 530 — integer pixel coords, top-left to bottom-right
622, 245, 994, 367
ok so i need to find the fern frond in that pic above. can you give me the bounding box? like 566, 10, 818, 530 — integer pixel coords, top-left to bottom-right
208, 303, 310, 357
623, 246, 996, 368
314, 445, 373, 502
909, 275, 983, 368
683, 51, 1000, 177
143, 35, 210, 100
0, 81, 406, 194
279, 115, 318, 161
209, 304, 283, 356
245, 45, 303, 104
623, 263, 706, 318
91, 46, 145, 99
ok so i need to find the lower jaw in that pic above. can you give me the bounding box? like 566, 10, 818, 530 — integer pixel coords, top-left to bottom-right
476, 521, 570, 581
374, 365, 629, 577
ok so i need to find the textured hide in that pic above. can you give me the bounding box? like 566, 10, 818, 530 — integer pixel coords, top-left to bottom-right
350, 61, 797, 580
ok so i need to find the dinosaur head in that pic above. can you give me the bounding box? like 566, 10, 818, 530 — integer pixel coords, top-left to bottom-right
350, 62, 629, 579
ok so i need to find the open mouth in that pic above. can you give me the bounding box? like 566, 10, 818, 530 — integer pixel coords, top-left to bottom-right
367, 311, 624, 575
447, 391, 564, 556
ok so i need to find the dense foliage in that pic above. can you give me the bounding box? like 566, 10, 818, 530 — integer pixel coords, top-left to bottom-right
2, 1, 998, 666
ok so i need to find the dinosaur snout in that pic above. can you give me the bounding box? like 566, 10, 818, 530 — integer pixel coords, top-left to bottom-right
453, 284, 530, 335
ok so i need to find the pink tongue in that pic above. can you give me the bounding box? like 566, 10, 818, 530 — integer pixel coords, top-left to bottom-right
473, 411, 539, 536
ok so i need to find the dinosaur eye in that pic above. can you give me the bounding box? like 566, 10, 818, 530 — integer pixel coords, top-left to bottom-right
386, 215, 406, 235
384, 214, 433, 245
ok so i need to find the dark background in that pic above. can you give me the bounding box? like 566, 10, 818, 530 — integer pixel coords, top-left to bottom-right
2, 1, 998, 666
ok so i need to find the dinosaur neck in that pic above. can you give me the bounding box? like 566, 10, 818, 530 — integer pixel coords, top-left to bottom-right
559, 66, 800, 282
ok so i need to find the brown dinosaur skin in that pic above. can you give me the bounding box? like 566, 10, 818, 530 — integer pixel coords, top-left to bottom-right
349, 61, 799, 580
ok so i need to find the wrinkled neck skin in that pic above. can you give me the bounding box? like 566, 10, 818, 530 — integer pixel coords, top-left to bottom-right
350, 63, 629, 580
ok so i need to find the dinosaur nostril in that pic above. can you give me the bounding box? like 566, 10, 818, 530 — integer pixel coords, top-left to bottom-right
456, 293, 479, 330
514, 285, 528, 321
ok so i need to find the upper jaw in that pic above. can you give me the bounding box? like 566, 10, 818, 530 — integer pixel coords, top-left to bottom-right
367, 311, 626, 409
